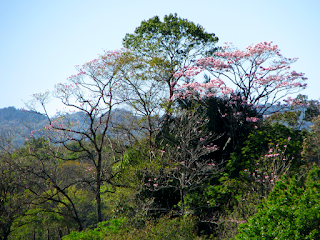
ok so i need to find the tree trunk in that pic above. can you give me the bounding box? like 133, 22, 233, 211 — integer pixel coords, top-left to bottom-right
96, 183, 102, 223
58, 228, 63, 239
180, 188, 185, 216
96, 155, 102, 223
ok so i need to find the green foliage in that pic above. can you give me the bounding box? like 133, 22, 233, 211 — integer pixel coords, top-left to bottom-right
236, 165, 320, 240
62, 218, 128, 240
267, 110, 303, 129
63, 215, 198, 240
0, 153, 32, 239
304, 100, 320, 121
228, 123, 304, 177
113, 142, 167, 186
123, 13, 218, 61
3, 14, 315, 240
181, 122, 305, 238
302, 115, 320, 164
123, 13, 218, 98
265, 95, 320, 128
10, 209, 73, 240
101, 187, 137, 219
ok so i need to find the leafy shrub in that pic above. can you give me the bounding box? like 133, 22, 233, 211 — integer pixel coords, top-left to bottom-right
236, 165, 320, 239
62, 215, 199, 240
62, 218, 128, 240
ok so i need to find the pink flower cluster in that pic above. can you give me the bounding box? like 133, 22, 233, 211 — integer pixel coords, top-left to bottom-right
283, 96, 308, 106
170, 78, 233, 101
265, 153, 280, 158
44, 124, 54, 131
246, 117, 260, 123
172, 41, 307, 110
205, 145, 218, 151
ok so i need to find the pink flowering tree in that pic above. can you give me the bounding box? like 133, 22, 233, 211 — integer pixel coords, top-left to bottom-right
221, 138, 293, 230
241, 139, 292, 200
144, 108, 221, 216
169, 79, 263, 159
27, 49, 131, 224
173, 41, 307, 114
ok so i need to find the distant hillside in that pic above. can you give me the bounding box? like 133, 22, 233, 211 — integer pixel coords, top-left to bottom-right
0, 107, 137, 148
0, 106, 47, 127
0, 106, 47, 147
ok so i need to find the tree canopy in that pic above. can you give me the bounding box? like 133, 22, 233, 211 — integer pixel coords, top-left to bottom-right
123, 13, 219, 97
1, 13, 318, 240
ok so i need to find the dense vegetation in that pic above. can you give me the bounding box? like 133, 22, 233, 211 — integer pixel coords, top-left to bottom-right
1, 14, 319, 239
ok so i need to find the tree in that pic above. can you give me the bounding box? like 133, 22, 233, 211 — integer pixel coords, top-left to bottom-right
0, 153, 30, 240
302, 115, 320, 164
27, 50, 130, 224
171, 95, 262, 162
145, 106, 221, 216
236, 165, 320, 239
115, 52, 166, 157
264, 94, 319, 130
174, 41, 307, 113
304, 99, 320, 121
123, 13, 219, 98
14, 138, 86, 232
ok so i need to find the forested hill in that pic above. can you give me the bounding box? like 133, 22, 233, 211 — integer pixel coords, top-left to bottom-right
0, 107, 47, 146
0, 106, 134, 147
0, 106, 46, 128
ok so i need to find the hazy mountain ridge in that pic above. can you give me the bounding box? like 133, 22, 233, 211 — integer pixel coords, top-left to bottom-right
0, 106, 136, 147
0, 106, 46, 126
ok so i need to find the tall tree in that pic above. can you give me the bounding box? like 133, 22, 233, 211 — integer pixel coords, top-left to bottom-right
0, 153, 30, 240
15, 138, 85, 232
174, 41, 307, 113
115, 52, 165, 156
27, 50, 129, 224
123, 13, 219, 98
150, 107, 221, 216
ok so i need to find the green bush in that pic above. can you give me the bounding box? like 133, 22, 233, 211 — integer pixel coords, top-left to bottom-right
62, 215, 199, 240
62, 218, 128, 240
236, 165, 320, 239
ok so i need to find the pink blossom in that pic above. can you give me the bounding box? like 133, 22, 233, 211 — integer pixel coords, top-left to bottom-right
246, 117, 260, 122
171, 41, 307, 112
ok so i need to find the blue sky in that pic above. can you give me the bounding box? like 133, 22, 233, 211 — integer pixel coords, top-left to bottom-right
1, 0, 319, 116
